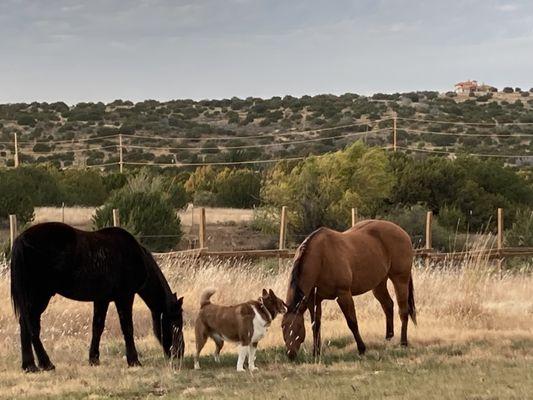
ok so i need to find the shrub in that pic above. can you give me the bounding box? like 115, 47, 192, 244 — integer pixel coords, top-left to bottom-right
16, 114, 36, 126
214, 168, 261, 208
502, 87, 514, 93
162, 176, 189, 209
33, 143, 53, 153
93, 171, 182, 251
250, 206, 281, 235
227, 111, 240, 124
384, 205, 464, 251
506, 209, 533, 247
58, 169, 108, 206
192, 190, 218, 206
0, 170, 34, 225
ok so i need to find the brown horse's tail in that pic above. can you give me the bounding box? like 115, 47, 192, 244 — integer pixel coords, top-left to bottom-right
408, 276, 417, 325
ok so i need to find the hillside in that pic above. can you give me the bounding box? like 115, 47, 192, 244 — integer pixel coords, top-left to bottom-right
1, 90, 533, 169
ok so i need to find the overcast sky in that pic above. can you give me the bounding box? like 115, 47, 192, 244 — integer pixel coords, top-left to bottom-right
1, 0, 532, 104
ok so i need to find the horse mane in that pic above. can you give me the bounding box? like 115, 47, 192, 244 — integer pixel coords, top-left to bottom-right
139, 245, 173, 299
287, 227, 324, 312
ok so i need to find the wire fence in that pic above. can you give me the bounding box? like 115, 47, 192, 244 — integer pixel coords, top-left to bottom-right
2, 116, 533, 169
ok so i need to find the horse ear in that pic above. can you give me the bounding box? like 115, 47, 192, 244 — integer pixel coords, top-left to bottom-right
269, 289, 275, 297
177, 296, 184, 306
262, 288, 268, 297
173, 292, 177, 299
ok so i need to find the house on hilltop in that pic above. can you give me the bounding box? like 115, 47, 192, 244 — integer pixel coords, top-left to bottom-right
454, 80, 496, 93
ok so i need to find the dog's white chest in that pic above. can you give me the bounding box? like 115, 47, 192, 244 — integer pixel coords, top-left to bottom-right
251, 307, 269, 343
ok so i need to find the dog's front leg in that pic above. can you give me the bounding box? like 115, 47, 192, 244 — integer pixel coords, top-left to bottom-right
236, 345, 248, 372
248, 343, 258, 371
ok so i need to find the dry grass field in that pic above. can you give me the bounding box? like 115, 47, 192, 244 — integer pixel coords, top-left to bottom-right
0, 252, 532, 399
32, 206, 255, 230
178, 205, 254, 227
33, 207, 96, 230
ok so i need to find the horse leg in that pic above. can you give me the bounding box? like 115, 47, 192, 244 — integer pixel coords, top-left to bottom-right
89, 300, 110, 366
29, 295, 55, 371
372, 278, 394, 340
391, 276, 410, 346
336, 291, 366, 355
115, 295, 141, 366
19, 316, 38, 372
307, 297, 322, 358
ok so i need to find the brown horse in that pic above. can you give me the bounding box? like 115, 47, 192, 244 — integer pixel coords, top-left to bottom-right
281, 220, 416, 360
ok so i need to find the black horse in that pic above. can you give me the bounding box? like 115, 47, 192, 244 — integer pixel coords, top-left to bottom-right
10, 222, 184, 372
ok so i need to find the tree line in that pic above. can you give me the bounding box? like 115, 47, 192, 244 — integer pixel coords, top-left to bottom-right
1, 142, 532, 252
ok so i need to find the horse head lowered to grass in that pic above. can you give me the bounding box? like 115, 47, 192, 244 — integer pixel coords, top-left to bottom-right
282, 220, 416, 360
10, 222, 184, 372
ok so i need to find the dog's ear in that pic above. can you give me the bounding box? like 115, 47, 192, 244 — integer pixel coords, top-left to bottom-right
262, 288, 268, 297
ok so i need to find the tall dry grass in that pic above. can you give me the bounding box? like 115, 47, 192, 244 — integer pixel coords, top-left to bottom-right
0, 236, 531, 367
0, 237, 531, 399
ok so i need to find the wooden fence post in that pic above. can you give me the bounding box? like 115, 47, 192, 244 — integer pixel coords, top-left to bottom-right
279, 206, 287, 251
119, 134, 124, 173
351, 208, 358, 227
425, 211, 433, 268
9, 214, 17, 249
112, 208, 120, 227
14, 132, 19, 167
392, 113, 397, 152
497, 208, 504, 277
199, 207, 206, 249
61, 202, 65, 223
278, 206, 288, 267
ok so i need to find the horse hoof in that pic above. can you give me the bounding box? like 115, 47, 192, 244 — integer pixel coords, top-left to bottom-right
357, 345, 366, 355
89, 358, 100, 366
23, 364, 39, 373
385, 335, 394, 341
40, 363, 56, 371
401, 341, 409, 347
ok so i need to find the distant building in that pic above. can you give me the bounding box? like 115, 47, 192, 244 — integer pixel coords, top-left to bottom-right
454, 80, 496, 93
454, 80, 478, 93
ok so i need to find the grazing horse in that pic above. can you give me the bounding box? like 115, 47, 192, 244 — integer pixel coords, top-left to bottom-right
281, 220, 416, 360
10, 222, 184, 372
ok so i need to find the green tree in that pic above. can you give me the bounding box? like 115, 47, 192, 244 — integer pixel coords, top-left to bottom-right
262, 142, 394, 234
389, 154, 533, 231
0, 169, 34, 224
215, 168, 261, 208
58, 169, 108, 206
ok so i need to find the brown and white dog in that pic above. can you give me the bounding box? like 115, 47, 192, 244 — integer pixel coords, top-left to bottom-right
194, 288, 286, 371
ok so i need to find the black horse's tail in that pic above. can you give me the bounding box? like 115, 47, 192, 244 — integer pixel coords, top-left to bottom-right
10, 236, 29, 319
408, 275, 417, 325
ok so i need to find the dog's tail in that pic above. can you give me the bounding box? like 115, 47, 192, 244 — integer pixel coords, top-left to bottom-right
200, 288, 216, 307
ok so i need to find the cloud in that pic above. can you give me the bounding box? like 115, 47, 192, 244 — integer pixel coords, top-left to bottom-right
496, 3, 518, 12
1, 0, 532, 103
